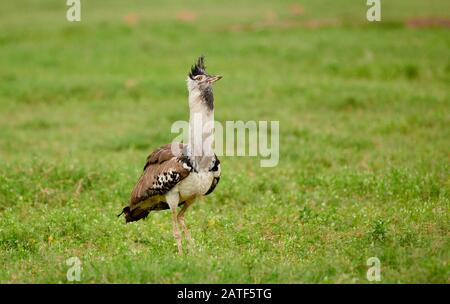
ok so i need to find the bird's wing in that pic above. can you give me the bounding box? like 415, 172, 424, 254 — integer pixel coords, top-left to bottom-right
129, 143, 192, 207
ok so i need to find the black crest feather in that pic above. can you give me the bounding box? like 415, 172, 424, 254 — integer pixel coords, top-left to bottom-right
189, 56, 206, 79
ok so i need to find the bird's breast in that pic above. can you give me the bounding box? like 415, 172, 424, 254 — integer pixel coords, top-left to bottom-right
176, 171, 214, 200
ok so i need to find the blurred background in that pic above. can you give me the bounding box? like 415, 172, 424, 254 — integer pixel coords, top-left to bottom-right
0, 1, 448, 283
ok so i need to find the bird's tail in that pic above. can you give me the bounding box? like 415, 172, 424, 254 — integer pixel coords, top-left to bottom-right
118, 206, 149, 223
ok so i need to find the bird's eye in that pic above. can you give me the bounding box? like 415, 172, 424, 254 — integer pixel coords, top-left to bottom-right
195, 75, 204, 81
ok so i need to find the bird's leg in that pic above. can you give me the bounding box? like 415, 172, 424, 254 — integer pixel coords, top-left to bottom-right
166, 191, 183, 255
171, 208, 183, 255
177, 200, 194, 248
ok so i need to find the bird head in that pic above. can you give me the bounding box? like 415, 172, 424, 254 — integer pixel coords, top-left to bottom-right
187, 56, 222, 95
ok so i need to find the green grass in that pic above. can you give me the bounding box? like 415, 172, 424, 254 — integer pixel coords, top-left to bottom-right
0, 0, 449, 283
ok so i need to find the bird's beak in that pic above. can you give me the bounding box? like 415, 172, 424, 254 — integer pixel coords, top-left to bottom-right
208, 75, 223, 84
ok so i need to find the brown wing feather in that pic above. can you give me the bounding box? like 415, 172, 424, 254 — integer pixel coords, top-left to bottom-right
120, 143, 192, 223
129, 143, 190, 206
144, 144, 181, 169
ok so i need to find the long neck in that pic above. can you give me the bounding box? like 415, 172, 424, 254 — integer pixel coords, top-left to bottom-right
188, 89, 214, 171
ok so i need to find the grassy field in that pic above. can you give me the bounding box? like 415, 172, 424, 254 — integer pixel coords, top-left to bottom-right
0, 0, 449, 283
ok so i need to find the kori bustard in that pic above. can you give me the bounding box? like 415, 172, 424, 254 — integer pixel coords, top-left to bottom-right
119, 56, 222, 255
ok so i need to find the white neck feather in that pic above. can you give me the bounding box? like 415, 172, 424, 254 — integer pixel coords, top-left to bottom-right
188, 89, 214, 171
